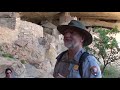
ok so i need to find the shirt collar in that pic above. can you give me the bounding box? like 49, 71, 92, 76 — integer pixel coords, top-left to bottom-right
74, 48, 86, 62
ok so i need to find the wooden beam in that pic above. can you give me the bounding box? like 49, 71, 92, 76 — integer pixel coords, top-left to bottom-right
59, 12, 77, 25
80, 18, 120, 30
70, 12, 120, 20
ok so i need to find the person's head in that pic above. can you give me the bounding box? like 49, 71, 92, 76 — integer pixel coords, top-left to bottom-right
5, 68, 12, 78
57, 20, 92, 49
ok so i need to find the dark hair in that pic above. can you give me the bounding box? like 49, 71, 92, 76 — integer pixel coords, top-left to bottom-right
5, 68, 12, 74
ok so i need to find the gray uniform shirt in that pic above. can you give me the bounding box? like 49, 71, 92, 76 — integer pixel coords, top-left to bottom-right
53, 48, 102, 78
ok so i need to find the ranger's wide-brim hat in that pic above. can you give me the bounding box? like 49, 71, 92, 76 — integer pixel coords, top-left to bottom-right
57, 20, 92, 46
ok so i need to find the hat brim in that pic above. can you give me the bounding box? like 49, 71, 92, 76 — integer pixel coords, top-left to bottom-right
57, 25, 92, 46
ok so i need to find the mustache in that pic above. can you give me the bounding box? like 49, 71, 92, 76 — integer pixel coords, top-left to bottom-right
64, 38, 72, 41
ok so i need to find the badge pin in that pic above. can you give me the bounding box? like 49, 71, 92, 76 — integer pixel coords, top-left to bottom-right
73, 65, 79, 71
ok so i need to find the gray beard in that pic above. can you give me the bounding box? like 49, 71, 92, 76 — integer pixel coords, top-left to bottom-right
64, 41, 74, 49
64, 40, 81, 49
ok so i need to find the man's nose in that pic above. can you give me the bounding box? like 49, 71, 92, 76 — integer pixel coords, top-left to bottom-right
64, 32, 71, 37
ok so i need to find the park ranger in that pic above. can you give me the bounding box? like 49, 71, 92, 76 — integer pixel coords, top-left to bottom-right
53, 20, 102, 78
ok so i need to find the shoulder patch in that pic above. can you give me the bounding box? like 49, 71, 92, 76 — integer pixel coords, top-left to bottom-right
90, 66, 98, 76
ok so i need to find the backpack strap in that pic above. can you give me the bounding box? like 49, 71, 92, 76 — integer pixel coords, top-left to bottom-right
79, 52, 89, 78
56, 50, 68, 63
56, 50, 89, 78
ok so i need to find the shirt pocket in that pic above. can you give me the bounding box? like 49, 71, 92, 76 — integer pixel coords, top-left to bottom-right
70, 65, 81, 78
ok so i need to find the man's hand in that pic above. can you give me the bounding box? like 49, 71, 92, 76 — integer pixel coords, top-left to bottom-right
56, 73, 65, 78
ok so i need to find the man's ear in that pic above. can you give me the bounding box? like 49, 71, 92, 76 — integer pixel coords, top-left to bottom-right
80, 36, 84, 43
81, 38, 84, 43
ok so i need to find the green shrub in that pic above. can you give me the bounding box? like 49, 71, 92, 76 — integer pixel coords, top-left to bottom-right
102, 66, 120, 78
2, 53, 13, 58
85, 27, 120, 74
0, 46, 3, 51
20, 60, 26, 64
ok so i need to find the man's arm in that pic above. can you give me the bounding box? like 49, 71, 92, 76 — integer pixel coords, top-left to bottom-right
82, 55, 102, 78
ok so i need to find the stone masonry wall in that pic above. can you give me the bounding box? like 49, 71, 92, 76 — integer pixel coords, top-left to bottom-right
0, 16, 66, 78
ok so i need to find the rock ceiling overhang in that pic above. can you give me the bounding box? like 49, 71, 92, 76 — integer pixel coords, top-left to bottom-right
19, 12, 120, 21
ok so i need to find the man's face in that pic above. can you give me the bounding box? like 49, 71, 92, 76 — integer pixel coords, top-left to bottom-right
6, 70, 12, 78
63, 29, 84, 49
